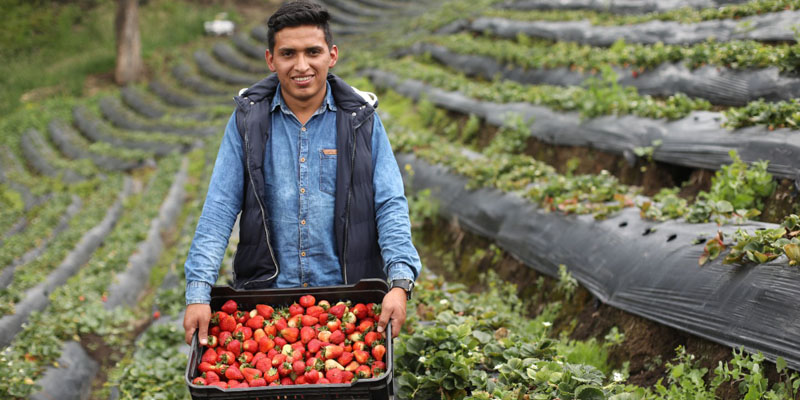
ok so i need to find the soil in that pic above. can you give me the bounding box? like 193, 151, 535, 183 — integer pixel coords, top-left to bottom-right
413, 215, 784, 398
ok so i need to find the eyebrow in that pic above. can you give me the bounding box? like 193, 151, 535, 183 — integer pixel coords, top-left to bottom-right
278, 45, 325, 52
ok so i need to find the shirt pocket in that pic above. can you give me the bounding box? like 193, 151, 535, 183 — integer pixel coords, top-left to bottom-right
319, 149, 337, 195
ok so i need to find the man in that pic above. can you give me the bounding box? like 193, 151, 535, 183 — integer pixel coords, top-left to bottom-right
182, 0, 421, 347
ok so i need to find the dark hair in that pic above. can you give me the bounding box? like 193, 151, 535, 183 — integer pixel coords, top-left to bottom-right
267, 1, 333, 53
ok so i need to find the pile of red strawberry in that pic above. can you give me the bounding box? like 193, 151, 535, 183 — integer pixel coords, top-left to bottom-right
191, 295, 387, 389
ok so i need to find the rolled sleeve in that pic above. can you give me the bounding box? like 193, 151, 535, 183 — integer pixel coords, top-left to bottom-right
371, 113, 422, 282
184, 112, 244, 304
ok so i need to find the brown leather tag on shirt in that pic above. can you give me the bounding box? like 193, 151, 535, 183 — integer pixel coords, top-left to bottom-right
322, 149, 337, 155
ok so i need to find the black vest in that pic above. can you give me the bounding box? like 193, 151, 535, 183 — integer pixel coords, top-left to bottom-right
231, 73, 385, 289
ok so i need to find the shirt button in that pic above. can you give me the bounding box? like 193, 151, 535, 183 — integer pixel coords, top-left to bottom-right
301, 251, 306, 257
301, 126, 307, 132
300, 188, 305, 194
303, 283, 308, 288
300, 157, 305, 163
301, 219, 306, 225
351, 112, 357, 117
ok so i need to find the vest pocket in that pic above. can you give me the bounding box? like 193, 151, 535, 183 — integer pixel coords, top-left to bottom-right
319, 149, 337, 195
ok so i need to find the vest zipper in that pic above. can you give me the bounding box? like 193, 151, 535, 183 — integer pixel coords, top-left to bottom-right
342, 113, 372, 284
242, 102, 280, 282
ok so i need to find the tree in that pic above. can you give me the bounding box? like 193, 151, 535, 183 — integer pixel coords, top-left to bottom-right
115, 0, 143, 85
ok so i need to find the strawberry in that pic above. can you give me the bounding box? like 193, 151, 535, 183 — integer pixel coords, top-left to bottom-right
192, 376, 207, 385
289, 303, 305, 316
287, 314, 302, 328
207, 335, 218, 348
258, 336, 275, 353
292, 360, 306, 375
209, 381, 228, 389
243, 339, 258, 353
318, 312, 329, 323
280, 327, 299, 343
299, 295, 316, 308
326, 317, 341, 332
203, 370, 220, 383
351, 303, 367, 320
234, 326, 252, 341
217, 350, 235, 365
210, 326, 220, 336
299, 326, 315, 344
265, 367, 280, 383
238, 351, 253, 364
256, 304, 274, 319
322, 345, 344, 360
242, 367, 261, 383
220, 315, 236, 332
225, 365, 244, 381
246, 315, 265, 330
219, 331, 233, 346
250, 378, 266, 387
252, 352, 266, 366
353, 341, 367, 352
326, 368, 344, 383
364, 331, 381, 347
341, 311, 356, 324
357, 319, 375, 333
253, 328, 266, 342
202, 348, 218, 364
264, 322, 277, 337
216, 363, 229, 376
306, 357, 324, 371
317, 330, 332, 343
255, 357, 271, 373
271, 353, 287, 367
372, 344, 386, 361
329, 330, 345, 345
235, 310, 248, 324
337, 351, 353, 366
345, 360, 359, 372
306, 305, 324, 317
274, 317, 288, 332
343, 322, 356, 335
356, 365, 371, 379
301, 315, 319, 327
280, 376, 294, 385
328, 303, 346, 319
307, 338, 323, 354
371, 360, 386, 376
274, 336, 288, 348
370, 303, 381, 317
221, 299, 238, 315
318, 300, 331, 311
295, 375, 307, 384
353, 349, 369, 364
278, 361, 292, 377
325, 359, 345, 371
342, 370, 354, 383
366, 303, 376, 317
348, 332, 364, 342
304, 368, 320, 383
226, 339, 242, 357
267, 348, 279, 359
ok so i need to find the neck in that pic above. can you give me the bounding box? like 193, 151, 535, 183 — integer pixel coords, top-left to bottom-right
281, 85, 327, 125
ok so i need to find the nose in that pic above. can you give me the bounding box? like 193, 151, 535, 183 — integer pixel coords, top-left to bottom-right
295, 54, 310, 72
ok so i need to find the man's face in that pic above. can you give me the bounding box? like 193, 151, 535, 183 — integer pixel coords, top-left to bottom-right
266, 25, 338, 106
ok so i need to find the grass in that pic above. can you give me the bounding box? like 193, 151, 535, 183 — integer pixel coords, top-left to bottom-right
0, 0, 243, 117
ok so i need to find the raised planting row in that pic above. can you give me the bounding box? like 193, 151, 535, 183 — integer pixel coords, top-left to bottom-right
350, 81, 800, 371
440, 8, 800, 45
0, 155, 187, 398
407, 36, 800, 106
496, 0, 752, 14
362, 65, 800, 181
489, 0, 800, 23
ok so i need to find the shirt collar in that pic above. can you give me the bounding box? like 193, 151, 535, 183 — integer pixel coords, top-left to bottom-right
271, 81, 337, 117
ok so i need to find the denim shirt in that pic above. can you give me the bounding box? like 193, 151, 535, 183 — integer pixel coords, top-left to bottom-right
185, 82, 421, 304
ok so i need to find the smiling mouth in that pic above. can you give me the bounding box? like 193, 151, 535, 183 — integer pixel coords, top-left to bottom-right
292, 75, 314, 82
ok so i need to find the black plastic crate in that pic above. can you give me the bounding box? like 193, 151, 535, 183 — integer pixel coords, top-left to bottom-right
185, 279, 393, 400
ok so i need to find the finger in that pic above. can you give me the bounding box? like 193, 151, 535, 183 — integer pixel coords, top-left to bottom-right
198, 312, 210, 346
377, 306, 392, 333
390, 317, 400, 338
185, 325, 195, 345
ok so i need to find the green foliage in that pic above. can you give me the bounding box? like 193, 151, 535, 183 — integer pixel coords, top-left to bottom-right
724, 214, 800, 265
724, 98, 800, 130
486, 113, 530, 155
556, 264, 578, 300
653, 346, 718, 399
639, 188, 688, 221
713, 348, 800, 399
687, 150, 775, 223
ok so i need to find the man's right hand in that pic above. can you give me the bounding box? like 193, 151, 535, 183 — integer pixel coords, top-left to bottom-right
184, 303, 211, 345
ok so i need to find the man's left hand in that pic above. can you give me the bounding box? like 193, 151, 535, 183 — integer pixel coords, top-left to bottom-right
377, 287, 407, 338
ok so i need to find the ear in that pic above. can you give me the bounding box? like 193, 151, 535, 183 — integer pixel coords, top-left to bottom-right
265, 49, 277, 72
328, 44, 338, 69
